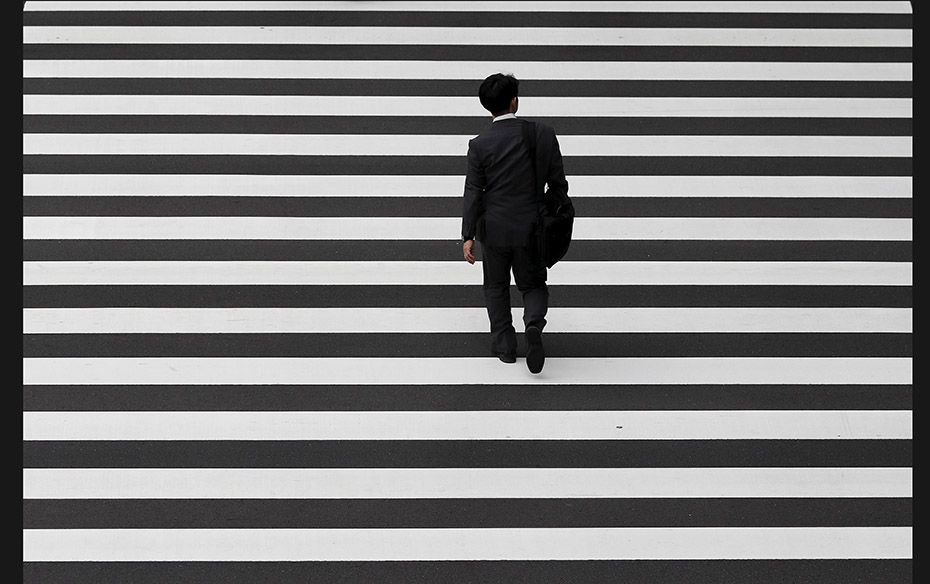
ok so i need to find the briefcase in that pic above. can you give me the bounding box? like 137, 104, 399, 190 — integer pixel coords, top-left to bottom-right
537, 188, 575, 268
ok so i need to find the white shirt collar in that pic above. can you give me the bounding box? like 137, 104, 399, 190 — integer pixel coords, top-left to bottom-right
492, 113, 517, 122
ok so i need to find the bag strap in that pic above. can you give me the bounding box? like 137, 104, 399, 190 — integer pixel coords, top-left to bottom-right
521, 120, 544, 202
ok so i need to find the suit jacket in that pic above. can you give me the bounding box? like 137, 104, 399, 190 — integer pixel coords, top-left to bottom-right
462, 118, 569, 247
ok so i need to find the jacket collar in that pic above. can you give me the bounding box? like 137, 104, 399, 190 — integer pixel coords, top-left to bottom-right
492, 113, 518, 123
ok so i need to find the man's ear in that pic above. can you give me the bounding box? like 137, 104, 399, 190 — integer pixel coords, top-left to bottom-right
511, 96, 519, 113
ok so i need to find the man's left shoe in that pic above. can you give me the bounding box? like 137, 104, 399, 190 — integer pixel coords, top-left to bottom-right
525, 325, 545, 374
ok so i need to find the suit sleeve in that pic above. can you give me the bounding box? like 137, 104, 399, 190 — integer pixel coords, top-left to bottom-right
461, 138, 486, 241
543, 128, 569, 203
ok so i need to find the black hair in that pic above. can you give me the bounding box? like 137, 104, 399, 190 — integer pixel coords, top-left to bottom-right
478, 73, 519, 115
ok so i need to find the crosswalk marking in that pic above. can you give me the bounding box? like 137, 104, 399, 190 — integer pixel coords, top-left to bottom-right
23, 134, 914, 156
22, 217, 914, 240
22, 26, 914, 46
23, 261, 913, 285
22, 307, 913, 333
24, 174, 913, 197
22, 357, 912, 385
23, 60, 915, 80
21, 2, 916, 14
23, 95, 914, 117
22, 410, 912, 440
23, 468, 913, 499
22, 527, 913, 561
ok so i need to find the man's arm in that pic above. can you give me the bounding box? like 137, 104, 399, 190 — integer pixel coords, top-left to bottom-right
461, 138, 486, 255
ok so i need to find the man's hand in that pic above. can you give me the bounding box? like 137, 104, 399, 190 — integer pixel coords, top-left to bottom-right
463, 239, 476, 264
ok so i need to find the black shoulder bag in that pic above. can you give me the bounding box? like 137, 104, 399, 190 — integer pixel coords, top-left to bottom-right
522, 120, 574, 268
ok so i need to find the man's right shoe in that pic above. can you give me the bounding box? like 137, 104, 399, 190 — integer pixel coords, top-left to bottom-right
525, 325, 545, 374
497, 353, 517, 364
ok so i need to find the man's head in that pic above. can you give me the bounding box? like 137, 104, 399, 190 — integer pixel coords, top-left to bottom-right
478, 73, 519, 117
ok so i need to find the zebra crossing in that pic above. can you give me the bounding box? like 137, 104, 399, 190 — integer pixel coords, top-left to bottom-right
23, 1, 911, 582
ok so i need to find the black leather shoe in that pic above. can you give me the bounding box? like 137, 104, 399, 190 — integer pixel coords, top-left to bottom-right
525, 325, 545, 374
497, 353, 517, 363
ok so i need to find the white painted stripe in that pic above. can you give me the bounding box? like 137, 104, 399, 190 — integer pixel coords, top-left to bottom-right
22, 468, 912, 499
23, 95, 912, 117
22, 307, 913, 334
22, 410, 912, 441
22, 2, 914, 14
23, 134, 913, 157
22, 217, 913, 242
21, 261, 912, 286
22, 174, 913, 198
22, 60, 914, 81
21, 357, 912, 385
21, 527, 912, 561
22, 26, 913, 47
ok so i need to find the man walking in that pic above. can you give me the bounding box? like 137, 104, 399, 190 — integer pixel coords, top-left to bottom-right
461, 73, 569, 374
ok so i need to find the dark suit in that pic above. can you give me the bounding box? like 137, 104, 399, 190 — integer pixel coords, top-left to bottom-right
461, 117, 569, 356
